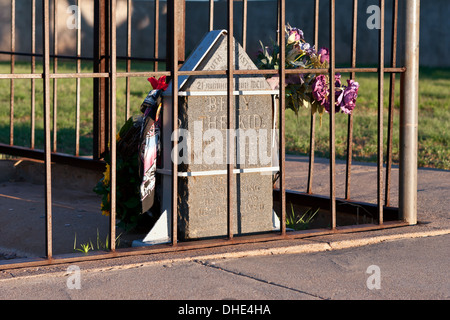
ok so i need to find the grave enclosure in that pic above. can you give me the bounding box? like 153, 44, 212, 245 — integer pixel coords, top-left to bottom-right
0, 0, 420, 269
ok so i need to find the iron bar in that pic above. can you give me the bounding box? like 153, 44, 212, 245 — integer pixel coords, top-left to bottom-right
53, 0, 58, 153
337, 67, 404, 73
179, 1, 186, 65
93, 0, 109, 161
0, 73, 105, 79
329, 0, 336, 230
276, 0, 280, 44
345, 0, 358, 200
0, 50, 167, 62
399, 0, 420, 225
42, 0, 53, 259
109, 0, 117, 252
0, 74, 42, 79
31, 0, 36, 149
377, 0, 385, 225
209, 0, 214, 31
166, 0, 185, 72
126, 0, 132, 121
116, 71, 170, 78
0, 220, 408, 271
385, 0, 399, 207
75, 0, 82, 157
0, 51, 91, 60
242, 0, 247, 52
278, 0, 286, 236
154, 0, 159, 71
286, 67, 404, 74
10, 0, 15, 146
0, 143, 105, 171
0, 67, 405, 81
227, 0, 234, 240
273, 189, 399, 221
171, 0, 180, 246
51, 72, 110, 79
307, 0, 320, 195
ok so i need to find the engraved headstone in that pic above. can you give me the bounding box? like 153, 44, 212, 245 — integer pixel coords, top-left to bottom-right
135, 30, 279, 244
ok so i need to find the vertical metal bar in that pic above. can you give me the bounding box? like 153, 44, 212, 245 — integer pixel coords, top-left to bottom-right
278, 0, 286, 236
377, 0, 385, 225
178, 0, 186, 65
93, 0, 109, 160
314, 0, 319, 48
10, 0, 15, 146
276, 0, 280, 44
385, 0, 398, 207
154, 0, 159, 71
166, 0, 185, 72
329, 0, 336, 230
345, 0, 358, 200
166, 0, 185, 245
242, 0, 247, 52
171, 0, 179, 246
125, 0, 131, 120
53, 0, 58, 153
75, 0, 82, 156
209, 0, 214, 31
109, 0, 117, 251
166, 0, 185, 246
43, 0, 53, 259
31, 0, 36, 149
227, 0, 234, 240
307, 0, 320, 195
400, 0, 420, 225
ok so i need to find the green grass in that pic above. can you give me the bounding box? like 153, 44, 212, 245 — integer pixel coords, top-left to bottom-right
1, 62, 449, 169
285, 67, 450, 170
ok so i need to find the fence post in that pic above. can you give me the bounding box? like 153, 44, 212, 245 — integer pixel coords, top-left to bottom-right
166, 0, 185, 73
400, 0, 420, 225
43, 0, 53, 259
93, 0, 109, 160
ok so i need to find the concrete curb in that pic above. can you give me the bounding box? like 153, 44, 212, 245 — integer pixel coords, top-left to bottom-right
179, 228, 450, 262
2, 228, 449, 282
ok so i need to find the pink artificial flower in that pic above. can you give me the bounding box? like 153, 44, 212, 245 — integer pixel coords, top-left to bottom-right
318, 47, 330, 64
312, 75, 329, 106
340, 80, 360, 115
286, 26, 304, 44
266, 76, 280, 90
324, 74, 345, 113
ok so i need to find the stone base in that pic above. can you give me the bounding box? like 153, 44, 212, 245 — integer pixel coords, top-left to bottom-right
177, 173, 275, 240
131, 210, 171, 246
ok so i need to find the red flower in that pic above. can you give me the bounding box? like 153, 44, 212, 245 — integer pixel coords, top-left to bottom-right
147, 76, 168, 91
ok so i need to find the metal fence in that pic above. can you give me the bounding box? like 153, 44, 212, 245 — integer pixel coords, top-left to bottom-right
0, 0, 419, 269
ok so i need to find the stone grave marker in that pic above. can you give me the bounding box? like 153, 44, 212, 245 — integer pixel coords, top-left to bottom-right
133, 30, 279, 245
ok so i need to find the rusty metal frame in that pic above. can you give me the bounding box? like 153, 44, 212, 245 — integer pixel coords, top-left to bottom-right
0, 0, 418, 270
227, 0, 235, 240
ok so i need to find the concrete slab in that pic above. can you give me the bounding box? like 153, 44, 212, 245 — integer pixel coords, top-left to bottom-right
0, 159, 109, 258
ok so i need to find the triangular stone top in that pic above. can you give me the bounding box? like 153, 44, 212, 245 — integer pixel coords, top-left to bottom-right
165, 30, 271, 94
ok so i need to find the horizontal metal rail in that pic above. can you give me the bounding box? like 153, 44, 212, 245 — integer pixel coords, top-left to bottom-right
0, 219, 408, 270
0, 50, 169, 63
0, 68, 405, 80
